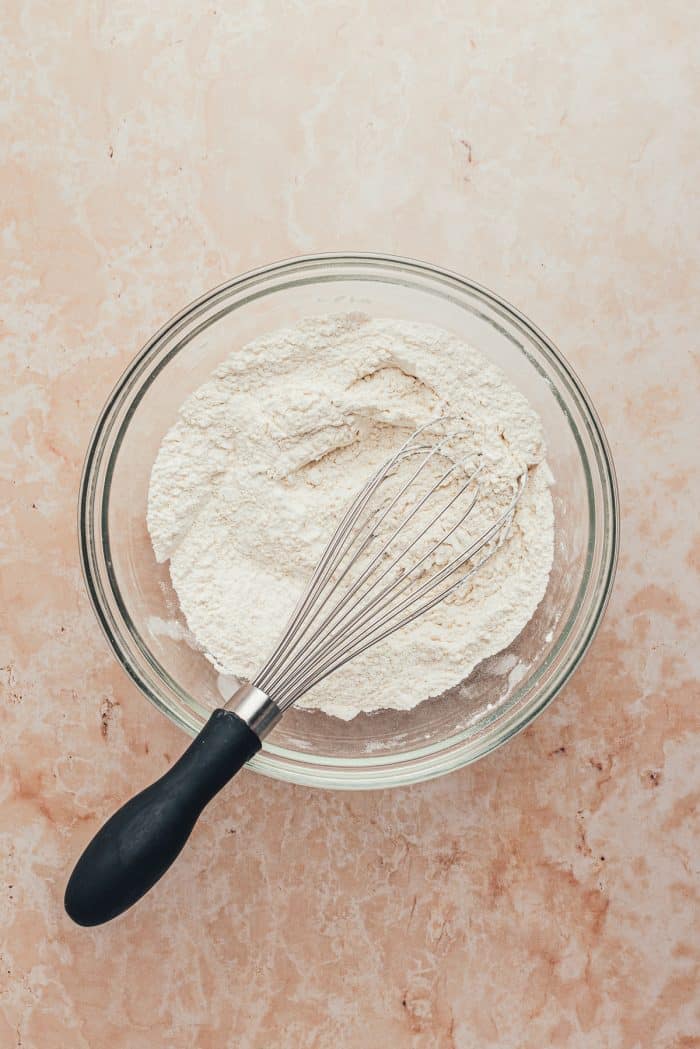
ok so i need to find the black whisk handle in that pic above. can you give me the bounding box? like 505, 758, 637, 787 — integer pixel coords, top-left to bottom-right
64, 709, 260, 926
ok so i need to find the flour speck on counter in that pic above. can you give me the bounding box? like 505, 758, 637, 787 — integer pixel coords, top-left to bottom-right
147, 314, 554, 719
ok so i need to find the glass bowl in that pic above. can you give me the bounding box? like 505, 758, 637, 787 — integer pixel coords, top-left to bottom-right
79, 254, 619, 789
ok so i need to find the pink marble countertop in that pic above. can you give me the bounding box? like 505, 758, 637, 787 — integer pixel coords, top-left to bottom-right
2, 3, 698, 1047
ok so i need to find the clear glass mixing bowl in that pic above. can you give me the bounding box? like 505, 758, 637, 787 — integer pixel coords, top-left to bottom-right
79, 254, 619, 788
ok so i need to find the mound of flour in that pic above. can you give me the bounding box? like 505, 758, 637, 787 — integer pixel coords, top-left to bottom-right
147, 314, 554, 720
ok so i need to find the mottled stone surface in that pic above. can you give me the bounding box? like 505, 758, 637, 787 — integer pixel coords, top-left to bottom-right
1, 2, 698, 1047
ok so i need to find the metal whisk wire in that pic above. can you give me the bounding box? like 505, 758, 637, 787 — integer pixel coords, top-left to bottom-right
258, 428, 471, 697
254, 420, 439, 692
266, 446, 481, 700
255, 420, 527, 711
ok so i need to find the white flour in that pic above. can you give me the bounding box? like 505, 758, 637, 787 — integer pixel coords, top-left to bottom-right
147, 314, 554, 720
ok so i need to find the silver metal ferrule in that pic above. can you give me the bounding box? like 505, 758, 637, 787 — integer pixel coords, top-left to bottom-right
225, 683, 282, 739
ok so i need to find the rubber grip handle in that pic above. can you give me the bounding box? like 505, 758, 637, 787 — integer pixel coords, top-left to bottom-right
64, 709, 260, 926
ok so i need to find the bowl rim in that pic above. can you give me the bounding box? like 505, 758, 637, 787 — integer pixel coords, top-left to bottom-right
79, 252, 620, 789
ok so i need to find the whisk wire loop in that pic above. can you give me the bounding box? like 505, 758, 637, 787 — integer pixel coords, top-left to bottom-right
254, 420, 526, 711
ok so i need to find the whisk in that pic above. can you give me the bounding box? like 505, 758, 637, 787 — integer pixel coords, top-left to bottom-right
65, 420, 526, 926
